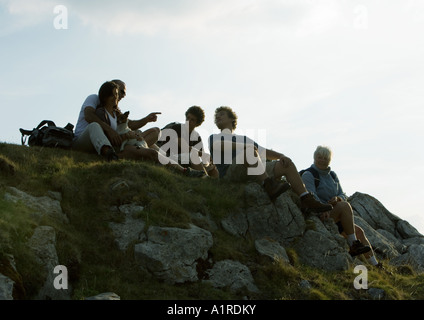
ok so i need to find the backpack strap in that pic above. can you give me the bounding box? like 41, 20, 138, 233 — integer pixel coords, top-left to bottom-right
299, 166, 320, 189
35, 120, 56, 130
330, 171, 338, 183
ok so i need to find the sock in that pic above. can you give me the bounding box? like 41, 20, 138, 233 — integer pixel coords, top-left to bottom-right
347, 233, 357, 246
300, 192, 309, 198
367, 255, 378, 266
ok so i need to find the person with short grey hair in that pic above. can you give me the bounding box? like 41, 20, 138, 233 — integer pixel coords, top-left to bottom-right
301, 146, 383, 267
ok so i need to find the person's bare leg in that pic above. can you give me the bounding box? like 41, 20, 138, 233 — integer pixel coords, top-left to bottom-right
329, 202, 355, 235
272, 160, 307, 195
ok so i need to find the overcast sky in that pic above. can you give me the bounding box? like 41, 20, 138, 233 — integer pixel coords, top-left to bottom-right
1, 0, 423, 233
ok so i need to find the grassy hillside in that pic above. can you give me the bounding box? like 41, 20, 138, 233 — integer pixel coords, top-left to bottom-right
0, 142, 423, 300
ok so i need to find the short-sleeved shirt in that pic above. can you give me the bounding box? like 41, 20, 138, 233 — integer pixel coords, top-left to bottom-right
159, 122, 203, 157
208, 132, 260, 178
74, 94, 100, 138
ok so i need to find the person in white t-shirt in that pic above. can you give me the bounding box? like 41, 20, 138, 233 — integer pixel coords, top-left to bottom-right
72, 81, 121, 161
83, 81, 206, 178
73, 79, 161, 161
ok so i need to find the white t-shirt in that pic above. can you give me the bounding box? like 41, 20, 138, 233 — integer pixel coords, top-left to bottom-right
106, 110, 118, 132
74, 94, 100, 138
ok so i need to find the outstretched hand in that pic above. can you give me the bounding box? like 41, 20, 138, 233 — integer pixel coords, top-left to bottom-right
146, 112, 162, 123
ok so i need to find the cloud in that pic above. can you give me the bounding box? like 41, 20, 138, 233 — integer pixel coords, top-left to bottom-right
67, 0, 310, 38
0, 0, 62, 35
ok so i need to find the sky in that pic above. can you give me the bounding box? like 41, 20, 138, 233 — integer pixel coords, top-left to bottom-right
1, 0, 423, 234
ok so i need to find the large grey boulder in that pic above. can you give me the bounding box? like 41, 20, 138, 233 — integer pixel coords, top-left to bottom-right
4, 187, 68, 224
255, 238, 290, 263
27, 226, 71, 300
349, 192, 422, 240
222, 183, 305, 245
293, 216, 352, 271
134, 224, 213, 284
204, 260, 259, 293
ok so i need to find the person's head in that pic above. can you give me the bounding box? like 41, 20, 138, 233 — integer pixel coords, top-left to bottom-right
185, 106, 205, 131
98, 81, 119, 109
111, 79, 126, 101
314, 145, 332, 170
214, 106, 238, 131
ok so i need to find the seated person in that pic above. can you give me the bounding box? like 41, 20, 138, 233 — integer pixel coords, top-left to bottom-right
208, 106, 332, 214
111, 79, 161, 150
301, 145, 382, 264
157, 106, 218, 178
72, 81, 121, 161
93, 81, 205, 178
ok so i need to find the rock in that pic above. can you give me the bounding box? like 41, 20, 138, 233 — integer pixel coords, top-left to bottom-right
255, 238, 290, 263
4, 187, 68, 224
109, 204, 146, 251
85, 292, 120, 300
27, 226, 71, 300
0, 255, 25, 300
191, 211, 218, 232
221, 209, 248, 237
204, 260, 259, 294
353, 215, 400, 259
396, 220, 423, 239
134, 224, 213, 284
293, 228, 352, 271
349, 192, 404, 237
222, 183, 305, 245
390, 244, 424, 273
299, 279, 312, 291
0, 274, 14, 300
367, 288, 385, 300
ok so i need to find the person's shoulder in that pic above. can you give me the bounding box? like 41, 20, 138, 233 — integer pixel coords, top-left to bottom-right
300, 166, 315, 177
82, 94, 99, 108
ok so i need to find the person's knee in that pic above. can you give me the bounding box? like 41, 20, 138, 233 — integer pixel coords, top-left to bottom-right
87, 122, 102, 131
336, 201, 353, 213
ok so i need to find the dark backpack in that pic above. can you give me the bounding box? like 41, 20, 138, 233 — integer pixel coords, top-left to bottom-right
299, 166, 338, 189
19, 120, 74, 149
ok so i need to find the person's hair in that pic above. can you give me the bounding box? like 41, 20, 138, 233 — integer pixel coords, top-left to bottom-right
111, 79, 126, 89
185, 106, 205, 126
214, 106, 238, 130
98, 81, 119, 108
314, 145, 332, 160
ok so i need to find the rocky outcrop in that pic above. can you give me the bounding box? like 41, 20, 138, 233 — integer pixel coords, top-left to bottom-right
349, 192, 424, 271
134, 224, 213, 284
1, 185, 424, 300
28, 226, 71, 300
4, 187, 68, 224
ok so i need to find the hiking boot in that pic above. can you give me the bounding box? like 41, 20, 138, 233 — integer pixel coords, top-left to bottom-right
349, 240, 372, 257
185, 167, 207, 178
300, 193, 333, 214
263, 177, 291, 202
103, 147, 119, 162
